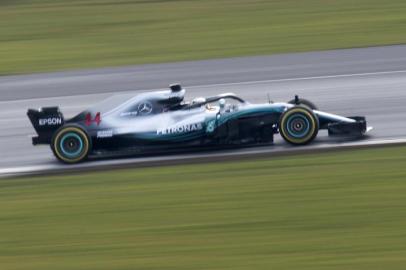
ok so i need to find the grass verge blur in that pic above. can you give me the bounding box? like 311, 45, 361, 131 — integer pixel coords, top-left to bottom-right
1, 0, 406, 74
1, 146, 406, 269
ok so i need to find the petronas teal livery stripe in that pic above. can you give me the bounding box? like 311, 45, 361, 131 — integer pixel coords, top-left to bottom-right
217, 106, 283, 126
132, 105, 284, 142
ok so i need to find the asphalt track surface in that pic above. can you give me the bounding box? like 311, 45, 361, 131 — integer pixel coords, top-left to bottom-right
1, 45, 406, 176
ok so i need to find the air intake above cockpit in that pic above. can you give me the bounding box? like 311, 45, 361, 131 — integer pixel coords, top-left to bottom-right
169, 83, 182, 92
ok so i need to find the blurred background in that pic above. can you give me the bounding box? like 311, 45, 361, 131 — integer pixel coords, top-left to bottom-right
1, 1, 406, 270
1, 0, 406, 74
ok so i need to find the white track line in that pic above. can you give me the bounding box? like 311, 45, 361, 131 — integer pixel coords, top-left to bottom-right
1, 137, 406, 178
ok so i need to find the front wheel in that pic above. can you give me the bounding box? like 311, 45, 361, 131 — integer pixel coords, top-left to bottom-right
279, 106, 319, 145
51, 125, 91, 164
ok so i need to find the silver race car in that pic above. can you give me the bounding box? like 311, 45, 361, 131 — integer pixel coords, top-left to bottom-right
27, 84, 371, 163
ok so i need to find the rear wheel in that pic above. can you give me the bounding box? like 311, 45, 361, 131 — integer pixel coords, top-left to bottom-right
279, 106, 319, 145
51, 125, 91, 164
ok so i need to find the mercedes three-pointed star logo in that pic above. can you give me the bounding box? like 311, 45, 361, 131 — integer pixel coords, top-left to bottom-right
137, 101, 153, 115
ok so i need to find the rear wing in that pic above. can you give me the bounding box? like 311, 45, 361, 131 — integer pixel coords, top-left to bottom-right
27, 107, 64, 145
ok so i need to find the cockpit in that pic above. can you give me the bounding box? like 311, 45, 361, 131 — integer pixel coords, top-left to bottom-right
104, 84, 247, 118
117, 84, 186, 117
188, 93, 246, 113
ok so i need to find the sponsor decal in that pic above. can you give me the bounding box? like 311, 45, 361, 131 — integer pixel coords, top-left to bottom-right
120, 111, 138, 117
97, 130, 113, 138
157, 123, 203, 135
137, 101, 153, 115
38, 117, 62, 126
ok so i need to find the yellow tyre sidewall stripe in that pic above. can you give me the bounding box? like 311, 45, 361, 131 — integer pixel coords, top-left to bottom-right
280, 108, 317, 144
53, 127, 90, 163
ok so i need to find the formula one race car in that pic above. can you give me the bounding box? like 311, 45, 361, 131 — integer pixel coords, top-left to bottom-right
27, 84, 371, 163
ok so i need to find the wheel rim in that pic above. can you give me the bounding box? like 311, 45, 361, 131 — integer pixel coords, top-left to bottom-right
286, 113, 310, 138
59, 132, 84, 158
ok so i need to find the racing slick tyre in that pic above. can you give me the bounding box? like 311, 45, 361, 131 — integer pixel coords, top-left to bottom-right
279, 106, 319, 145
288, 98, 318, 110
51, 124, 91, 164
